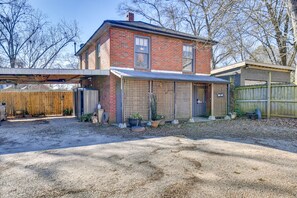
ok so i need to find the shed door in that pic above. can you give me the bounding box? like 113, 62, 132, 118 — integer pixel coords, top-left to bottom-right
193, 85, 207, 116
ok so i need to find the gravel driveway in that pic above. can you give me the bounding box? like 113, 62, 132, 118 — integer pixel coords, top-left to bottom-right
0, 117, 135, 155
0, 117, 297, 197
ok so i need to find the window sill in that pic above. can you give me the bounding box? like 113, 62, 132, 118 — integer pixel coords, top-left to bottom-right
134, 68, 151, 72
182, 71, 195, 75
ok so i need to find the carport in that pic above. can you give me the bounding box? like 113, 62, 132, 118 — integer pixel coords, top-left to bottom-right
0, 68, 109, 84
0, 68, 108, 117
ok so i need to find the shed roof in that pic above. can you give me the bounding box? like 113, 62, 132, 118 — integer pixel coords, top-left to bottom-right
111, 68, 228, 84
211, 60, 295, 75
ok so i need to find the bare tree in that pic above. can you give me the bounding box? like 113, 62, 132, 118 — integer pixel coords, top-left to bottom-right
230, 0, 296, 66
119, 0, 297, 67
286, 0, 297, 42
119, 0, 242, 68
0, 0, 15, 5
0, 0, 78, 68
19, 21, 78, 68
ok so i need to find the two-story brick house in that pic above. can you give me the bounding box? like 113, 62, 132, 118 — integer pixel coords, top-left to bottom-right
76, 13, 228, 123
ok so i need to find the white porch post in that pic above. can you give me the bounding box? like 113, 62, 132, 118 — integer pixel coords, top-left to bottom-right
121, 77, 124, 123
209, 83, 216, 120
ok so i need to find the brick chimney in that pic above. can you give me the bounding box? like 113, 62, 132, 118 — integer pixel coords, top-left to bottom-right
126, 12, 134, 21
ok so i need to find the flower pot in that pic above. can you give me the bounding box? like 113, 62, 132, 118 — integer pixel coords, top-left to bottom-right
151, 120, 160, 128
159, 119, 166, 126
128, 118, 142, 127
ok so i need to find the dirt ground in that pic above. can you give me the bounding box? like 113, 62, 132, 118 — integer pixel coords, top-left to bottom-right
0, 117, 297, 197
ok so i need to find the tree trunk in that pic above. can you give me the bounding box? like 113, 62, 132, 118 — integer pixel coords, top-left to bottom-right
287, 0, 297, 42
10, 57, 16, 68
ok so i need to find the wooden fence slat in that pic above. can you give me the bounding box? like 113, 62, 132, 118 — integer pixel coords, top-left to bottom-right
235, 84, 297, 118
0, 91, 73, 116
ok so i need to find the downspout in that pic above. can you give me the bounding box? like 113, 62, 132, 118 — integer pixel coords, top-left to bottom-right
227, 83, 230, 114
149, 80, 152, 120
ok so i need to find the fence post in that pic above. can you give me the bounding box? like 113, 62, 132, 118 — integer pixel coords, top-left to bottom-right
267, 72, 271, 118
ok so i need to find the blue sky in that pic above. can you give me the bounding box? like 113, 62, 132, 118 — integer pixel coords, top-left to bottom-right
28, 0, 134, 44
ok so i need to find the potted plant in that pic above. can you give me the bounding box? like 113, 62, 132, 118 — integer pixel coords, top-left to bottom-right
128, 113, 143, 127
156, 115, 165, 126
150, 94, 165, 128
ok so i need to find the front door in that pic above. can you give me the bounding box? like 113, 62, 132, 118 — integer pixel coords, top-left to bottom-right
193, 85, 207, 117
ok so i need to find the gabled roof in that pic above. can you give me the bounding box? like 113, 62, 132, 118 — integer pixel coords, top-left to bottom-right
76, 20, 217, 55
211, 60, 295, 75
111, 68, 228, 84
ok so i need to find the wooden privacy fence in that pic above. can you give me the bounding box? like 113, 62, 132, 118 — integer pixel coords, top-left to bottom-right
235, 84, 297, 118
0, 91, 73, 116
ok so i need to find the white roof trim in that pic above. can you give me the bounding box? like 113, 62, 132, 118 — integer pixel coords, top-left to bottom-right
211, 61, 295, 75
110, 66, 134, 71
151, 69, 182, 74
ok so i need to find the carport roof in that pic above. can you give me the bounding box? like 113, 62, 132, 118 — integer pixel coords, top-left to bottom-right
111, 68, 228, 84
0, 68, 109, 84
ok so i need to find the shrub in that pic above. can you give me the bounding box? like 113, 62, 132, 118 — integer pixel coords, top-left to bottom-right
129, 112, 143, 119
63, 108, 73, 116
80, 113, 92, 122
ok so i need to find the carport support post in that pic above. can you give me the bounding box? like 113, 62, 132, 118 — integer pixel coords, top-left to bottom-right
267, 72, 271, 119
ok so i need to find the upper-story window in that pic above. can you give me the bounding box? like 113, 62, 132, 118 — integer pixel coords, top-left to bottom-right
135, 36, 150, 69
85, 49, 89, 69
182, 45, 194, 72
96, 42, 101, 69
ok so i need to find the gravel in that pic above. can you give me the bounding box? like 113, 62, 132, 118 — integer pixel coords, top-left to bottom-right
1, 137, 297, 198
0, 117, 297, 197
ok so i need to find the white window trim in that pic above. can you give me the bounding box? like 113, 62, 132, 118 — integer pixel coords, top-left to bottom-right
134, 35, 151, 69
182, 44, 195, 72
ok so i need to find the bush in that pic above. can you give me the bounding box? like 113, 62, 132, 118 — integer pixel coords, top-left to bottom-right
63, 108, 73, 116
80, 113, 92, 122
234, 108, 245, 117
151, 94, 157, 120
129, 112, 143, 119
153, 114, 165, 121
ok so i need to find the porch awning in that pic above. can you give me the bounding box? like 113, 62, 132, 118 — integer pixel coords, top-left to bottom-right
111, 68, 228, 84
0, 68, 109, 84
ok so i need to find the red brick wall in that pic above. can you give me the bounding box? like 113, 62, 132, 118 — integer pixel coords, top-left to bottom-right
88, 74, 117, 123
109, 27, 212, 74
81, 51, 86, 69
195, 43, 211, 74
100, 31, 110, 70
80, 31, 110, 70
110, 28, 134, 69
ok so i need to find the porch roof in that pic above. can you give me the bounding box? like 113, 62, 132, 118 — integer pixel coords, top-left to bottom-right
111, 68, 228, 84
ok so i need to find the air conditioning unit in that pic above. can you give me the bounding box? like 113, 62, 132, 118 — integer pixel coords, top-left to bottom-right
0, 103, 7, 121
